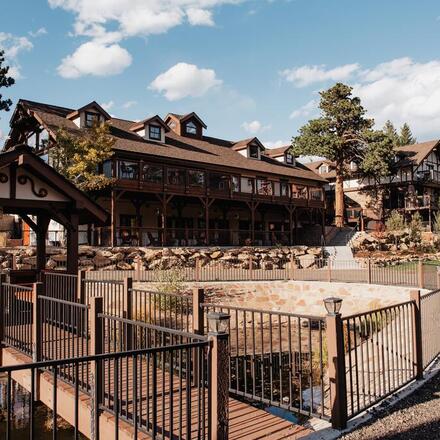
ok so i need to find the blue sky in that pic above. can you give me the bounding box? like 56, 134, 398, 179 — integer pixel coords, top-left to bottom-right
2, 0, 440, 148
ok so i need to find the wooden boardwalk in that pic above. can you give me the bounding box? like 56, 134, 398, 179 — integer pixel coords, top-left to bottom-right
3, 341, 311, 439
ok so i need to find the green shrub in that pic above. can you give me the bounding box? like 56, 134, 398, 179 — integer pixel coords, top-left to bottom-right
385, 210, 405, 231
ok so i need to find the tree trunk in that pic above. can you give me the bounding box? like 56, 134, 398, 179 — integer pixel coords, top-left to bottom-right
335, 173, 345, 228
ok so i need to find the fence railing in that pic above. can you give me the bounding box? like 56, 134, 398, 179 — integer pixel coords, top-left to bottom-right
44, 271, 78, 302
200, 301, 329, 419
341, 301, 416, 420
83, 258, 439, 289
420, 289, 440, 368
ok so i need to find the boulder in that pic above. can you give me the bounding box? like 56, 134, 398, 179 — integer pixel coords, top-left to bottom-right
298, 254, 316, 269
93, 255, 111, 267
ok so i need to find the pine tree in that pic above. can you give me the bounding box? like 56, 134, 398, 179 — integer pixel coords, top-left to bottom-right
399, 123, 416, 146
383, 120, 399, 146
0, 49, 15, 114
291, 83, 394, 227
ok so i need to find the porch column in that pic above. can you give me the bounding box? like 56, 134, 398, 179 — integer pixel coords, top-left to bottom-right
111, 189, 117, 247
36, 214, 50, 273
66, 213, 79, 274
205, 198, 210, 246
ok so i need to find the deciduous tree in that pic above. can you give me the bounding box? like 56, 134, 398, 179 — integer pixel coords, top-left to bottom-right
51, 123, 115, 192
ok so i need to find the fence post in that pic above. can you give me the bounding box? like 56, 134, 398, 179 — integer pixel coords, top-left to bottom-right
367, 258, 372, 284
327, 259, 332, 282
0, 273, 5, 365
325, 304, 348, 430
90, 296, 103, 440
32, 282, 43, 363
410, 289, 423, 379
192, 287, 205, 335
77, 269, 86, 304
290, 253, 295, 280
195, 256, 200, 283
208, 315, 230, 440
418, 260, 424, 289
249, 255, 253, 281
135, 257, 142, 282
123, 277, 133, 350
11, 254, 17, 271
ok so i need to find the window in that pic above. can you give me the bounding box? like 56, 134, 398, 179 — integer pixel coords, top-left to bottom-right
188, 170, 205, 187
186, 121, 197, 135
118, 161, 139, 180
310, 188, 322, 200
350, 161, 358, 171
85, 112, 100, 128
103, 160, 112, 178
231, 175, 240, 192
257, 179, 273, 195
280, 180, 289, 197
285, 153, 295, 165
149, 125, 161, 140
249, 144, 259, 159
143, 164, 163, 183
319, 164, 329, 174
168, 120, 176, 129
167, 168, 185, 186
209, 173, 229, 191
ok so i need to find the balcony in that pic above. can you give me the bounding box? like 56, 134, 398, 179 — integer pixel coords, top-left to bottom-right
404, 195, 437, 210
110, 159, 325, 207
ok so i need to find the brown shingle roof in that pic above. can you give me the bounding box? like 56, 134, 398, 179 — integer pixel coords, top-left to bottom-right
13, 99, 326, 183
395, 140, 439, 167
265, 145, 290, 158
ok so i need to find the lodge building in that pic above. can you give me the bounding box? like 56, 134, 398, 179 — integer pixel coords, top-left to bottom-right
305, 140, 440, 230
3, 100, 326, 247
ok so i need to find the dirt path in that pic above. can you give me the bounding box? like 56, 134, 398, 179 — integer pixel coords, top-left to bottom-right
340, 370, 440, 439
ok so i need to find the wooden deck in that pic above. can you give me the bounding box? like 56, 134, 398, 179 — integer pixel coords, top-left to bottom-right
3, 346, 311, 439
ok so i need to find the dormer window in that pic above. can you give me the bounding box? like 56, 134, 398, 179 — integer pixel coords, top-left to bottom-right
186, 121, 197, 135
149, 125, 161, 140
249, 144, 259, 159
286, 153, 295, 165
350, 161, 358, 171
319, 164, 329, 174
85, 112, 100, 128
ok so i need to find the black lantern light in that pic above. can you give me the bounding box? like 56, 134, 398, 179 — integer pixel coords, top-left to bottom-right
323, 297, 343, 315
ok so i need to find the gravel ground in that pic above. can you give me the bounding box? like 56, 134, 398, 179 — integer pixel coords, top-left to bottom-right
340, 370, 440, 440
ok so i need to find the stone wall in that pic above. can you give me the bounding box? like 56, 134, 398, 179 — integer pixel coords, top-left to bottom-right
178, 280, 425, 317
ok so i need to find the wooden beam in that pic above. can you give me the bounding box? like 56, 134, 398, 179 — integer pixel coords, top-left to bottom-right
111, 189, 117, 247
18, 213, 38, 233
36, 214, 50, 272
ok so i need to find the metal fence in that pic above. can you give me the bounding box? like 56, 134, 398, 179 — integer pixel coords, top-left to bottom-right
83, 279, 125, 316
44, 271, 78, 302
420, 289, 440, 368
341, 301, 416, 419
83, 258, 436, 288
1, 282, 34, 357
200, 302, 329, 420
0, 342, 212, 440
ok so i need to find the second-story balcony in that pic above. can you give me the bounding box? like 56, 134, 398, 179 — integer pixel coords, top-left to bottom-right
107, 159, 325, 207
404, 194, 437, 210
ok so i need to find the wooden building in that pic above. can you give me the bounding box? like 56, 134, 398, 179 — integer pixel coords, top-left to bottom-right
4, 100, 327, 247
305, 140, 440, 230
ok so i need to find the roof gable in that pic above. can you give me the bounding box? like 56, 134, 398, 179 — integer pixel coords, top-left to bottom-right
66, 101, 111, 121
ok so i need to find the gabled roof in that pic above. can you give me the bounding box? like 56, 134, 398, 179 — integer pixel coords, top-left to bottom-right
130, 115, 170, 133
265, 145, 290, 158
5, 99, 327, 184
395, 140, 440, 168
165, 112, 207, 129
232, 137, 265, 151
66, 101, 111, 121
0, 144, 108, 224
304, 160, 336, 179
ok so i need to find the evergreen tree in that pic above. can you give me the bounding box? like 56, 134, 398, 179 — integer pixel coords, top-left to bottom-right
383, 120, 399, 146
399, 123, 416, 146
0, 49, 15, 114
291, 83, 394, 227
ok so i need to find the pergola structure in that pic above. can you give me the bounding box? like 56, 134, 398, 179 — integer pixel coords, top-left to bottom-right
0, 144, 108, 275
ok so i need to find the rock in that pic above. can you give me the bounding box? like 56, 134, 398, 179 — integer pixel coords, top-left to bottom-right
117, 261, 132, 270
95, 249, 113, 258
109, 252, 125, 262
52, 254, 67, 262
93, 255, 111, 267
298, 254, 316, 269
210, 250, 223, 260
46, 259, 57, 270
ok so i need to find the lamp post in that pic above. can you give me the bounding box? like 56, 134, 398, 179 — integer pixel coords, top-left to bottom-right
207, 311, 230, 440
324, 297, 343, 316
324, 297, 347, 430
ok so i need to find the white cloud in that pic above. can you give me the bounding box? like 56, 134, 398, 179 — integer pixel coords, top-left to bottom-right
57, 41, 132, 78
101, 100, 114, 111
264, 140, 289, 149
122, 100, 137, 109
49, 0, 250, 74
353, 57, 440, 137
29, 27, 47, 38
186, 8, 215, 26
149, 62, 222, 101
241, 120, 271, 134
0, 32, 33, 79
280, 63, 360, 87
289, 99, 317, 119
